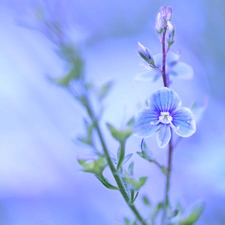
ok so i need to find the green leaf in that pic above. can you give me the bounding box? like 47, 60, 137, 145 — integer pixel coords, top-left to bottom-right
77, 137, 93, 146
179, 203, 204, 225
124, 217, 130, 225
98, 81, 114, 100
117, 143, 125, 170
161, 166, 168, 176
106, 123, 133, 143
151, 202, 164, 223
96, 175, 118, 190
123, 154, 133, 166
131, 191, 139, 204
78, 157, 106, 176
142, 195, 151, 207
49, 56, 84, 86
77, 120, 94, 146
128, 161, 134, 176
126, 117, 135, 127
125, 176, 147, 191
136, 148, 154, 162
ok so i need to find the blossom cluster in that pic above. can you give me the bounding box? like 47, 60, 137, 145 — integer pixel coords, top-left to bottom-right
134, 5, 196, 148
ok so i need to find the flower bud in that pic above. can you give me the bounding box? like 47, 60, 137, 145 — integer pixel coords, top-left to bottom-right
166, 7, 172, 21
137, 42, 155, 66
155, 6, 173, 34
155, 12, 164, 33
167, 21, 175, 46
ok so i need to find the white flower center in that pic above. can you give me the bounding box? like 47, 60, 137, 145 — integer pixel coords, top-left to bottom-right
159, 112, 172, 124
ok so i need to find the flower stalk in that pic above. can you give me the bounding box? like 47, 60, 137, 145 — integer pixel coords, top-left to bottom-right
162, 27, 168, 88
79, 90, 147, 225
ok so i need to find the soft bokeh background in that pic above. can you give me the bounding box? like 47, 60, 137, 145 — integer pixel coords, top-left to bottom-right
1, 0, 225, 224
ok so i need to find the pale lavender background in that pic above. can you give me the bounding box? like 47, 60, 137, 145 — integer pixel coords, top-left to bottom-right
0, 0, 225, 224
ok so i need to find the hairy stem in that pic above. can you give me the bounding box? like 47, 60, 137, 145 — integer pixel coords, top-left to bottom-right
84, 94, 147, 225
161, 27, 168, 88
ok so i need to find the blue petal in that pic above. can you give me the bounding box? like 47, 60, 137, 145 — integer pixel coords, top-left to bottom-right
157, 124, 171, 148
134, 108, 161, 138
166, 51, 180, 66
153, 51, 180, 68
153, 53, 162, 68
171, 62, 194, 79
135, 69, 160, 81
171, 107, 196, 137
149, 87, 182, 113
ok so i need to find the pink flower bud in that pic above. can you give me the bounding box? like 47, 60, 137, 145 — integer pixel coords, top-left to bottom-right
155, 6, 173, 34
155, 12, 163, 33
166, 7, 172, 21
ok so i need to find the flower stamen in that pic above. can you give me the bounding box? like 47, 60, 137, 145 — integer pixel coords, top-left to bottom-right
159, 112, 172, 124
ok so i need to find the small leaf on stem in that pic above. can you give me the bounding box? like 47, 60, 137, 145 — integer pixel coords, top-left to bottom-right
97, 81, 114, 100
96, 175, 118, 190
178, 203, 205, 225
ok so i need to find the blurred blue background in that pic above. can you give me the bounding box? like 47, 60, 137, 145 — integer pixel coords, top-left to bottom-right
1, 0, 225, 224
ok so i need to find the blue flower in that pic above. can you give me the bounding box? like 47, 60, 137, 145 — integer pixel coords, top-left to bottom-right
135, 51, 193, 82
134, 87, 196, 148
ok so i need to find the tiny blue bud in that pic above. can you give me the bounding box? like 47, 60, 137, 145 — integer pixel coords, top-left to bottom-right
137, 42, 155, 66
167, 21, 175, 45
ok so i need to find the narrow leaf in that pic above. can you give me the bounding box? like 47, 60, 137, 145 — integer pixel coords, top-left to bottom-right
128, 161, 134, 176
98, 81, 114, 100
123, 154, 133, 166
142, 195, 151, 207
124, 217, 130, 225
77, 137, 93, 146
96, 175, 118, 190
117, 143, 125, 170
179, 203, 204, 225
131, 192, 139, 204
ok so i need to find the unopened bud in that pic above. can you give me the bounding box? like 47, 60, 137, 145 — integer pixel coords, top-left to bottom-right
155, 13, 164, 34
155, 6, 173, 34
167, 21, 175, 46
166, 7, 172, 21
137, 42, 155, 66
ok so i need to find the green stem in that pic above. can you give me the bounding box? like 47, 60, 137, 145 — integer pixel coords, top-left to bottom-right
84, 95, 147, 225
162, 133, 173, 224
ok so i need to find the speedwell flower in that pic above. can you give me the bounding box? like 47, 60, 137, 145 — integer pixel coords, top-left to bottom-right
134, 87, 196, 148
